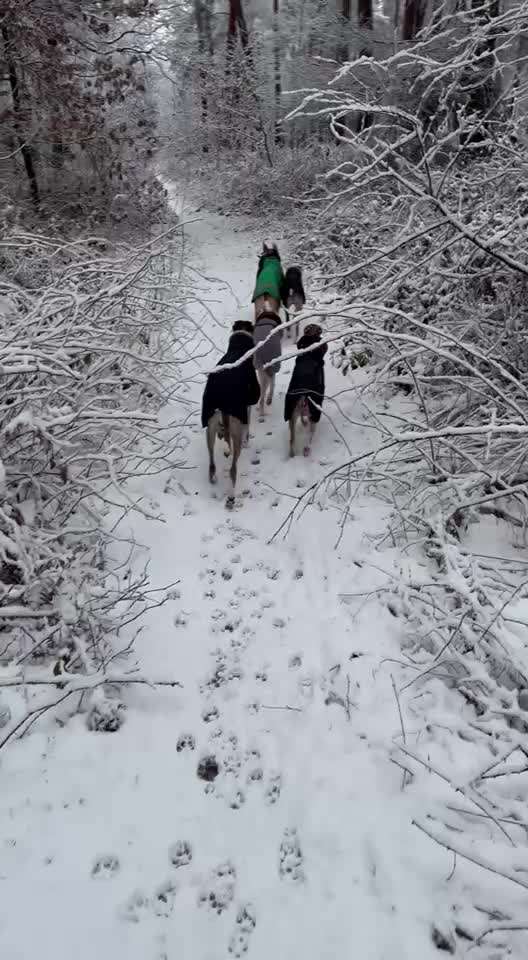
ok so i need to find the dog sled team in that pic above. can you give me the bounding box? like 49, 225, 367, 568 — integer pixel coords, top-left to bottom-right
201, 241, 327, 508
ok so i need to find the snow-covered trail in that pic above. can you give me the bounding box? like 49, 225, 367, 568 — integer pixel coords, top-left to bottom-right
0, 198, 455, 960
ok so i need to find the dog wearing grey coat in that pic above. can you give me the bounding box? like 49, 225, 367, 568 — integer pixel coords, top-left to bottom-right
253, 309, 282, 416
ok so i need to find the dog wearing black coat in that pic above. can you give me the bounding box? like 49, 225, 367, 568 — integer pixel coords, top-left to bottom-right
284, 323, 327, 458
201, 321, 260, 506
281, 266, 306, 341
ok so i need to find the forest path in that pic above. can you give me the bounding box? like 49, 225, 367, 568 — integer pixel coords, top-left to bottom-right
0, 192, 452, 960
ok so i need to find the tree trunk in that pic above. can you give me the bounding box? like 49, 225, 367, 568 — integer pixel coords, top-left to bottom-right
402, 0, 426, 40
1, 25, 40, 206
225, 0, 270, 161
227, 0, 250, 51
273, 0, 282, 144
338, 0, 351, 62
357, 0, 373, 131
194, 0, 210, 151
358, 0, 373, 29
462, 0, 501, 143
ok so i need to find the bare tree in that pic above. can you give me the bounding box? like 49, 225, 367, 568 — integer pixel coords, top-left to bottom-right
402, 0, 426, 39
337, 0, 351, 62
1, 0, 159, 215
194, 0, 214, 150
227, 0, 251, 53
1, 23, 40, 206
273, 0, 282, 144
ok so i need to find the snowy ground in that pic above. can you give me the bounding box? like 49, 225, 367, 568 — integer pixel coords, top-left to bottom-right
0, 191, 522, 959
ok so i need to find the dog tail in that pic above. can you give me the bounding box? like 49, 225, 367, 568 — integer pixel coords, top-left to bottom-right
300, 396, 310, 426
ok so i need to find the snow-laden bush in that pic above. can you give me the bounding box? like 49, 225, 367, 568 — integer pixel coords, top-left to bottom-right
167, 142, 340, 216
0, 227, 190, 682
283, 3, 528, 946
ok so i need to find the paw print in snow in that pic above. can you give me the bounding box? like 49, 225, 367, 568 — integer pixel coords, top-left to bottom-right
176, 732, 195, 753
122, 889, 149, 923
197, 755, 220, 782
247, 767, 263, 784
153, 880, 177, 917
265, 772, 282, 805
202, 704, 219, 723
222, 748, 242, 775
91, 854, 120, 879
228, 903, 257, 957
198, 860, 237, 914
279, 828, 304, 883
169, 840, 193, 868
298, 675, 313, 700
228, 788, 245, 810
86, 696, 125, 733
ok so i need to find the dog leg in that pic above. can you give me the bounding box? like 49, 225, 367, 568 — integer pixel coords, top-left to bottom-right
289, 415, 296, 458
222, 413, 231, 458
226, 417, 243, 509
207, 413, 219, 483
266, 372, 275, 406
304, 421, 316, 458
257, 370, 266, 419
243, 407, 250, 447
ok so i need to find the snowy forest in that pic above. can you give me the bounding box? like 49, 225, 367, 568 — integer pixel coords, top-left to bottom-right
2, 0, 528, 957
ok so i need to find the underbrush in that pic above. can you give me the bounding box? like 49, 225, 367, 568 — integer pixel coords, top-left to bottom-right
282, 72, 528, 945
0, 224, 192, 739
164, 142, 339, 216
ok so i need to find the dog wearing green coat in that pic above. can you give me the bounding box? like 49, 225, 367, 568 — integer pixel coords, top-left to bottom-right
252, 241, 285, 414
252, 241, 284, 321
